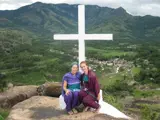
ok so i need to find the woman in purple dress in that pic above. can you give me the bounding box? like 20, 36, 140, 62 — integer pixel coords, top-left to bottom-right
79, 61, 101, 112
62, 62, 81, 115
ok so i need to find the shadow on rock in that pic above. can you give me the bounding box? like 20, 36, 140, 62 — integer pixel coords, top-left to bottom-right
30, 107, 65, 119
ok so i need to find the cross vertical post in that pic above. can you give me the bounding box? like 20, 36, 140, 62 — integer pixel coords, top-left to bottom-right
78, 5, 85, 65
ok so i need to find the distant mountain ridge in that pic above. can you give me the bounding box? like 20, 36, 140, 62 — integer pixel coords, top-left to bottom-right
0, 2, 160, 41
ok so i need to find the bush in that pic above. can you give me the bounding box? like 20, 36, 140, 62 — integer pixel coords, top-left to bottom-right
103, 80, 133, 97
141, 105, 159, 120
103, 93, 123, 110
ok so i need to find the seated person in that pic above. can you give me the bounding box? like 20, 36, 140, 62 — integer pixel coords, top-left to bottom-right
62, 62, 81, 115
79, 61, 101, 113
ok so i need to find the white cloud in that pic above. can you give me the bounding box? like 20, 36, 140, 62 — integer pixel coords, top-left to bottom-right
0, 3, 18, 10
138, 4, 160, 16
0, 0, 160, 17
0, 0, 32, 10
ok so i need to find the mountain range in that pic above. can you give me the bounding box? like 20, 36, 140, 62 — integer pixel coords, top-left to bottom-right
0, 2, 160, 41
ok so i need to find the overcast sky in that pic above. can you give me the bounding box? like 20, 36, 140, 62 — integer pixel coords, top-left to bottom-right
0, 0, 160, 17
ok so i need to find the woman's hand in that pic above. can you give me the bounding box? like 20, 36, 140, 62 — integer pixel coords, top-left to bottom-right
63, 80, 70, 96
65, 89, 71, 96
97, 93, 100, 101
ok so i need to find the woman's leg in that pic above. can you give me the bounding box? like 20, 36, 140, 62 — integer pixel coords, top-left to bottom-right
83, 94, 99, 109
78, 90, 88, 106
72, 91, 79, 108
64, 92, 73, 112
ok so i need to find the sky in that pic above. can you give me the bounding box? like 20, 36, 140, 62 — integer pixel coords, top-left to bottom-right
0, 0, 160, 17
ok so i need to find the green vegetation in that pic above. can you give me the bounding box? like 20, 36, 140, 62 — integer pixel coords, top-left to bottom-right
134, 46, 160, 84
100, 72, 127, 86
0, 29, 74, 87
141, 105, 160, 120
132, 67, 141, 75
0, 109, 10, 120
133, 90, 160, 98
86, 46, 136, 60
103, 93, 124, 110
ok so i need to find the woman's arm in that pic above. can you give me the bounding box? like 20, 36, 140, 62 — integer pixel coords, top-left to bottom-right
63, 80, 70, 96
91, 72, 100, 100
95, 79, 100, 101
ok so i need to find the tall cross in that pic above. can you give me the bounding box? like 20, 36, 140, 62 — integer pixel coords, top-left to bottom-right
53, 5, 113, 64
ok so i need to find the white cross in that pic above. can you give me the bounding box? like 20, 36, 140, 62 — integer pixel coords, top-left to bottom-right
53, 5, 113, 64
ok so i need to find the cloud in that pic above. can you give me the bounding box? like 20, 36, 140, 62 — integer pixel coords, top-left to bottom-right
0, 0, 160, 17
0, 0, 32, 10
0, 0, 31, 4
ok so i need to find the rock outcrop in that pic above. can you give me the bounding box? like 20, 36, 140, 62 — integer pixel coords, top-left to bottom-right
37, 82, 61, 97
0, 85, 37, 108
0, 82, 62, 108
7, 96, 127, 120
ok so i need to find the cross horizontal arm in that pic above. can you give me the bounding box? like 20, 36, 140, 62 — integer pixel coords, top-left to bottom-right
84, 34, 113, 40
53, 34, 79, 40
53, 34, 113, 40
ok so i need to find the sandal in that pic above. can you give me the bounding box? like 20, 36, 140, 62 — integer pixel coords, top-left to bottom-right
68, 110, 74, 115
83, 106, 90, 112
93, 105, 101, 113
72, 108, 78, 114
